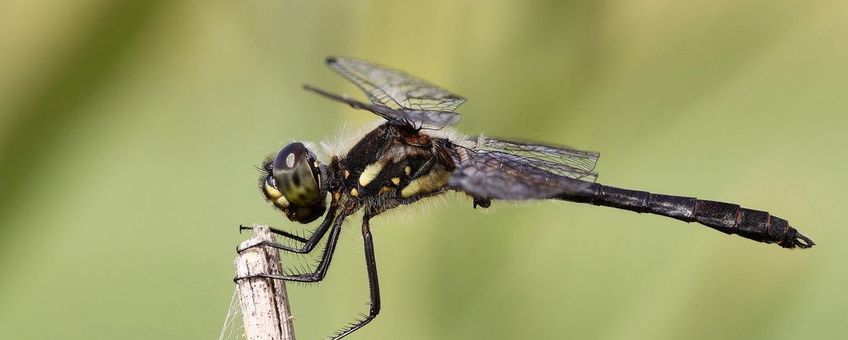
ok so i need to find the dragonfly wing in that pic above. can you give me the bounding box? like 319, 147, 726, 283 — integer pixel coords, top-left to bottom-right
449, 137, 599, 200
390, 109, 462, 128
325, 57, 465, 128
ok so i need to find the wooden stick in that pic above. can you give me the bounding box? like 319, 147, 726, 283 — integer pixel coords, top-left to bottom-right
235, 225, 296, 340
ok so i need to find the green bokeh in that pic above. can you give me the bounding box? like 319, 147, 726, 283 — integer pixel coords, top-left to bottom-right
1, 1, 845, 339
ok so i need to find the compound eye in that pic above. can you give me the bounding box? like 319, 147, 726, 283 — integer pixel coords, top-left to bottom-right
272, 142, 322, 206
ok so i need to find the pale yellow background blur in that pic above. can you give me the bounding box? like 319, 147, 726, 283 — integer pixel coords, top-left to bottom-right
1, 1, 845, 339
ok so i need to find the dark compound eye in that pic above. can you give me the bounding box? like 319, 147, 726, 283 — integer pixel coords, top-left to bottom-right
271, 142, 323, 208
273, 142, 307, 171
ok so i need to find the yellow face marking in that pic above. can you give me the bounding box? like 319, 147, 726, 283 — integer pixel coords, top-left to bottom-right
264, 182, 283, 199
273, 196, 289, 208
380, 186, 393, 193
390, 177, 400, 185
359, 160, 386, 187
344, 169, 350, 179
350, 188, 359, 197
401, 169, 449, 198
404, 166, 412, 176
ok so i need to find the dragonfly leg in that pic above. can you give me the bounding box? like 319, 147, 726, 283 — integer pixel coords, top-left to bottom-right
239, 224, 308, 243
234, 213, 345, 283
237, 206, 338, 254
331, 215, 381, 339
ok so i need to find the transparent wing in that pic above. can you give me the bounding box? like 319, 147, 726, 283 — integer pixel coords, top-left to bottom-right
325, 57, 466, 127
449, 137, 599, 200
477, 139, 599, 181
303, 84, 461, 129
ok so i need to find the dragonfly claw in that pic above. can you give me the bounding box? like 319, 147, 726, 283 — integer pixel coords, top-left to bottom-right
238, 224, 253, 234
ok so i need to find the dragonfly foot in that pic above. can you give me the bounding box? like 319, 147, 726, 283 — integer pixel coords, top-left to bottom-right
238, 224, 253, 234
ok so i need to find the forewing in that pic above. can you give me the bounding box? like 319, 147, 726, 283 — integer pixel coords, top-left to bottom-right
380, 108, 462, 129
326, 57, 465, 127
449, 137, 599, 200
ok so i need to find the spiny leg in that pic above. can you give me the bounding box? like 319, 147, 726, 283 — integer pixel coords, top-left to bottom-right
237, 206, 338, 254
234, 213, 346, 283
330, 215, 381, 340
240, 224, 308, 243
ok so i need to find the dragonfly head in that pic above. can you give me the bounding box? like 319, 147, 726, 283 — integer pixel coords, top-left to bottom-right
260, 142, 327, 223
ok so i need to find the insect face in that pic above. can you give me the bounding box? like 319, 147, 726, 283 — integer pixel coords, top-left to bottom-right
260, 142, 326, 223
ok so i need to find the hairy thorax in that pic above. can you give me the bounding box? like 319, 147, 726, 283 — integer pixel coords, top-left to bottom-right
335, 123, 455, 215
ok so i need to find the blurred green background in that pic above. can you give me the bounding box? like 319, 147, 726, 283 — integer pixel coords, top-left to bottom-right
1, 0, 845, 339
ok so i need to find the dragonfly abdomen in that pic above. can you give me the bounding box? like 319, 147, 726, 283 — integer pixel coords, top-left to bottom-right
563, 183, 815, 249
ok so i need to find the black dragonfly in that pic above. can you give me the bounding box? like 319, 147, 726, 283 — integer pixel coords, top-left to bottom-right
237, 57, 815, 339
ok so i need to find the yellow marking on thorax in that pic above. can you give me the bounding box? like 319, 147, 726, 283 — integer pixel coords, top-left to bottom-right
344, 169, 350, 179
350, 188, 359, 197
401, 169, 450, 198
359, 160, 387, 186
390, 177, 400, 185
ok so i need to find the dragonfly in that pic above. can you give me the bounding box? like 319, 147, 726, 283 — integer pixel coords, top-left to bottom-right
236, 56, 815, 339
